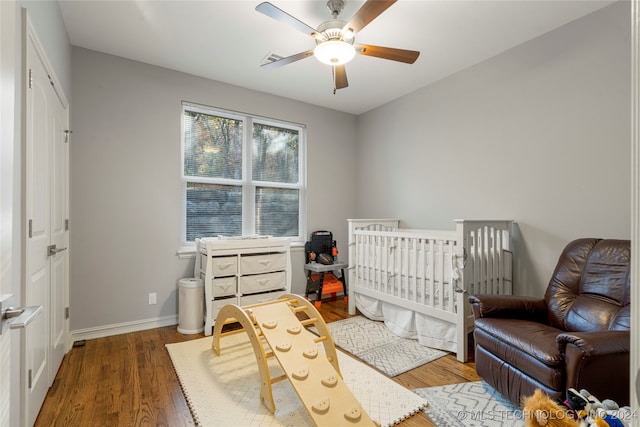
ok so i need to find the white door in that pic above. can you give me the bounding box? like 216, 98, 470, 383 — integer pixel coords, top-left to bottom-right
24, 22, 69, 426
48, 71, 68, 378
0, 1, 17, 426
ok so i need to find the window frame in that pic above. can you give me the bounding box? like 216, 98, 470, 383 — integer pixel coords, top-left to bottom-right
181, 101, 306, 246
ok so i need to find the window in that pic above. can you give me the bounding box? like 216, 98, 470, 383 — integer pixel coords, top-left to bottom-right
181, 102, 306, 243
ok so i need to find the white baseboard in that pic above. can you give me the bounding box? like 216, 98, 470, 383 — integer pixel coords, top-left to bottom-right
69, 314, 179, 344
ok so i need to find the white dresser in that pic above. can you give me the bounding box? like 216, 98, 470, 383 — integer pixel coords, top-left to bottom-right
194, 237, 292, 336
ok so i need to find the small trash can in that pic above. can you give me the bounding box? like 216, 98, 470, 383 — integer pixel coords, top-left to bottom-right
177, 278, 204, 334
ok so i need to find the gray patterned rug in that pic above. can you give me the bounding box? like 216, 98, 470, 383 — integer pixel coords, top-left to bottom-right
321, 316, 448, 377
414, 381, 524, 426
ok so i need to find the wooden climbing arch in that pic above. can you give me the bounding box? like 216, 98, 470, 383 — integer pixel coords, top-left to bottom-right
211, 294, 378, 426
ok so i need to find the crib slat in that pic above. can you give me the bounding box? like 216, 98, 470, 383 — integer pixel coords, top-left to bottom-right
492, 228, 499, 294
440, 239, 446, 310
366, 232, 372, 289
427, 239, 434, 307
362, 233, 366, 286
487, 227, 494, 293
382, 235, 388, 294
478, 227, 485, 294
371, 234, 376, 291
395, 236, 401, 297
420, 239, 426, 305
493, 228, 499, 293
448, 240, 454, 311
412, 240, 416, 301
357, 233, 362, 286
376, 234, 381, 291
438, 240, 443, 308
498, 229, 503, 293
447, 240, 453, 312
403, 237, 409, 300
471, 231, 478, 294
370, 234, 376, 290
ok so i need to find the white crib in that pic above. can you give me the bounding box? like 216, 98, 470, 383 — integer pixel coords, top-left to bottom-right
347, 219, 514, 362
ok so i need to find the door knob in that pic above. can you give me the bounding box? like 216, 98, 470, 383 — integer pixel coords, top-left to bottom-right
48, 244, 68, 256
0, 297, 43, 335
5, 307, 25, 318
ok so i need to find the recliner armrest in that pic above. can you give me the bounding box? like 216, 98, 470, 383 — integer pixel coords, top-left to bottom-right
557, 331, 630, 406
468, 294, 547, 320
557, 330, 630, 356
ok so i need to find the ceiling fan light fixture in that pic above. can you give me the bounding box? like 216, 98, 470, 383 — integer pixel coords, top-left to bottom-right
313, 40, 356, 65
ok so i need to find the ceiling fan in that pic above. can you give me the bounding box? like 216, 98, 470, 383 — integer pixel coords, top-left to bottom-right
256, 0, 420, 93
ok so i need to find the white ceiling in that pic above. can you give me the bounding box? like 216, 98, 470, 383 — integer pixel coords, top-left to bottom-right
58, 0, 613, 115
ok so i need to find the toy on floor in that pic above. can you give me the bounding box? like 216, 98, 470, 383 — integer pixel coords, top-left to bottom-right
523, 388, 631, 427
211, 294, 380, 427
564, 388, 631, 427
523, 389, 579, 427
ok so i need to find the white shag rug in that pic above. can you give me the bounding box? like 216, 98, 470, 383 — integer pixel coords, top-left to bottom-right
322, 316, 449, 377
166, 332, 428, 427
414, 381, 524, 427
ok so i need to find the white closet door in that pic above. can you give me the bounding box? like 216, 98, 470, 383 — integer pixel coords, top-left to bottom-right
24, 20, 69, 426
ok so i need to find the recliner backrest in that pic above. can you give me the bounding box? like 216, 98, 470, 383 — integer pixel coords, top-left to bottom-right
544, 238, 631, 332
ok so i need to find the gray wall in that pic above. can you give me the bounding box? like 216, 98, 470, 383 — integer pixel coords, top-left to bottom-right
70, 48, 357, 330
356, 1, 631, 296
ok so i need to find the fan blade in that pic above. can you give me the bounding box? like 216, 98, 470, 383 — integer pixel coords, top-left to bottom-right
261, 50, 314, 70
342, 0, 396, 34
356, 44, 420, 64
256, 2, 318, 37
333, 65, 348, 93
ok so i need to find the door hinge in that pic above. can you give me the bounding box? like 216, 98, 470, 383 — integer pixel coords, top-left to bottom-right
64, 130, 72, 143
28, 219, 32, 238
28, 69, 32, 89
65, 219, 69, 231
65, 307, 69, 320
28, 369, 32, 389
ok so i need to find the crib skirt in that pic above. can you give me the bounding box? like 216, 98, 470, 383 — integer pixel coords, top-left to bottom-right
354, 293, 457, 353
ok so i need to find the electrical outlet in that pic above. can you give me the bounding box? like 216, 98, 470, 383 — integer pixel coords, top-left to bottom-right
149, 292, 157, 305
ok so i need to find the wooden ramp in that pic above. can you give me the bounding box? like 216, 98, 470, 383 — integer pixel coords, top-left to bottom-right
212, 294, 379, 427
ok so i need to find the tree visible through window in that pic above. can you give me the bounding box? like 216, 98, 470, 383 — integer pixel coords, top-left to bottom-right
182, 102, 305, 242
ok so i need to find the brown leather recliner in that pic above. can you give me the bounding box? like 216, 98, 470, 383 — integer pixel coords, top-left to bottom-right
469, 238, 630, 407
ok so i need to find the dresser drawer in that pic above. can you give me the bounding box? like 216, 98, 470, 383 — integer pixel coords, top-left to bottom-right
240, 252, 287, 275
240, 290, 286, 307
239, 271, 286, 294
211, 277, 236, 297
209, 256, 237, 276
210, 296, 237, 323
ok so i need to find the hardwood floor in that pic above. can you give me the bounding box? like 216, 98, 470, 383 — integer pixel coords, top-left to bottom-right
35, 299, 480, 426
